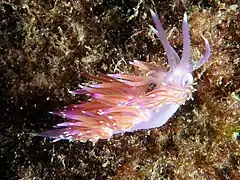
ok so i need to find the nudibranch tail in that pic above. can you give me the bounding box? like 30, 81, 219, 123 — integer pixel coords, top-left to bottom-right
38, 10, 210, 142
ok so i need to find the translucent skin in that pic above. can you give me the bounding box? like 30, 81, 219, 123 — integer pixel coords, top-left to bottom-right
38, 11, 211, 142
123, 104, 180, 133
125, 10, 210, 132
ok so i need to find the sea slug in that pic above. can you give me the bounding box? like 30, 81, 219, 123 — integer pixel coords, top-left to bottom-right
39, 10, 211, 142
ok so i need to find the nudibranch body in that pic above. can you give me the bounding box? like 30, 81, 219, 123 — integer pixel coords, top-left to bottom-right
39, 10, 211, 142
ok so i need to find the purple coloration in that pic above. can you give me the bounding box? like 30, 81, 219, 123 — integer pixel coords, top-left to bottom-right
199, 35, 211, 67
124, 104, 180, 133
150, 10, 181, 68
38, 10, 211, 142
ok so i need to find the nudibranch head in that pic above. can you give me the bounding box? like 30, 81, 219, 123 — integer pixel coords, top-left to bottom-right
149, 10, 210, 90
37, 11, 211, 142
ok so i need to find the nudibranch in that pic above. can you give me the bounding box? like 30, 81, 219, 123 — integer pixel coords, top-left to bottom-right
39, 10, 211, 142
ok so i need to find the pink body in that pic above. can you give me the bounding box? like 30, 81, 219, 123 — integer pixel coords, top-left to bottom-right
39, 10, 211, 142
